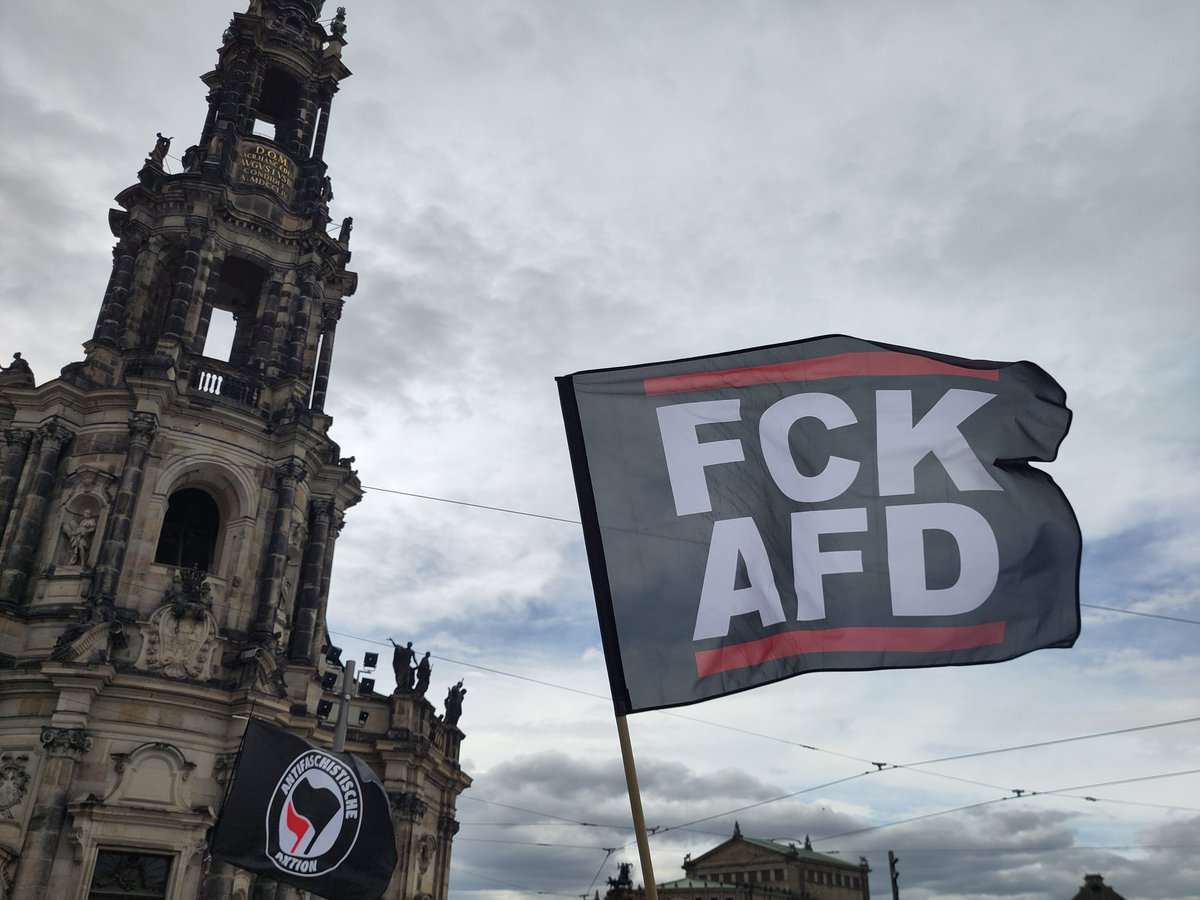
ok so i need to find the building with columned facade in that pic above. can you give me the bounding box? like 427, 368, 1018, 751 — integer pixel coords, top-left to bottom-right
601, 826, 871, 900
0, 2, 470, 897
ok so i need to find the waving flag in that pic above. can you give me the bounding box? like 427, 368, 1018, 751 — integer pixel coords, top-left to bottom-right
211, 718, 397, 899
559, 335, 1080, 715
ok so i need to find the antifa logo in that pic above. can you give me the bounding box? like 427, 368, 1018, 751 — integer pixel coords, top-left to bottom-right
265, 749, 363, 877
285, 780, 341, 854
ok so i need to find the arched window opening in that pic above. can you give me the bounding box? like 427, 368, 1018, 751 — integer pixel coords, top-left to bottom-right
255, 67, 302, 146
154, 488, 221, 572
210, 256, 266, 367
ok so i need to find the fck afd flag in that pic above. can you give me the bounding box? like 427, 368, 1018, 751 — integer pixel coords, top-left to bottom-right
211, 718, 397, 899
558, 335, 1081, 715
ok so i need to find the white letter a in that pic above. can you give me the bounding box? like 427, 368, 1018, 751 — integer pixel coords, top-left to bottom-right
693, 518, 785, 640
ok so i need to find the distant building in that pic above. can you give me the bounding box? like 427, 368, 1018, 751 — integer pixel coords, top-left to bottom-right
0, 2, 469, 898
606, 824, 871, 900
1068, 874, 1127, 900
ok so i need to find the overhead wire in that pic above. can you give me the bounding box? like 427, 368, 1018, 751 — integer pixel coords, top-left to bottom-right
328, 628, 1200, 833
327, 627, 1200, 783
904, 717, 1200, 767
335, 486, 1197, 884
357, 483, 1200, 626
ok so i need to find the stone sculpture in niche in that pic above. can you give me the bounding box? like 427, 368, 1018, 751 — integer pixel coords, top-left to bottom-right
61, 509, 98, 566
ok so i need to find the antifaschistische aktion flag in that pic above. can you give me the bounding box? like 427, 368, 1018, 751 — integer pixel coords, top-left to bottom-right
211, 717, 397, 899
558, 334, 1081, 715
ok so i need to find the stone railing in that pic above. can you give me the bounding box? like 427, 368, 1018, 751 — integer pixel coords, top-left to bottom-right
187, 359, 263, 409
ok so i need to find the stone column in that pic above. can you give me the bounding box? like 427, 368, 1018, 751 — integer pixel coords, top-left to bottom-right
252, 460, 306, 642
8, 727, 93, 900
89, 413, 158, 608
434, 815, 462, 900
93, 233, 144, 346
162, 232, 205, 340
288, 499, 333, 664
0, 419, 72, 604
251, 279, 282, 373
387, 791, 428, 900
199, 87, 221, 152
314, 510, 344, 639
287, 81, 319, 159
285, 274, 317, 380
310, 86, 337, 162
0, 428, 34, 543
245, 57, 269, 135
214, 50, 252, 139
268, 278, 296, 376
309, 305, 340, 413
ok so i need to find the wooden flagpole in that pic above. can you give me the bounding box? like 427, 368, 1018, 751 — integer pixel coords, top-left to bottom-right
615, 714, 658, 900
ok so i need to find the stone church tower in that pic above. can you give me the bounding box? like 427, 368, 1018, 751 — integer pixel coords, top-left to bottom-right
0, 2, 470, 898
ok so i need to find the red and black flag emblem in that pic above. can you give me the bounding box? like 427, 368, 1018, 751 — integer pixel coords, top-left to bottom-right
211, 718, 397, 899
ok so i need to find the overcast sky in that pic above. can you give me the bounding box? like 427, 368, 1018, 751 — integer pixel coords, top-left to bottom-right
2, 1, 1198, 898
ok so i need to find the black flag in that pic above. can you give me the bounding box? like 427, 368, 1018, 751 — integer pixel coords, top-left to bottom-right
211, 718, 397, 899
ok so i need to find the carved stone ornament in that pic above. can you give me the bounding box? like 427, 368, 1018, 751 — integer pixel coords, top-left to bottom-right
389, 791, 428, 823
141, 568, 218, 680
213, 751, 239, 787
276, 458, 308, 486
3, 427, 34, 451
416, 833, 437, 874
0, 752, 31, 821
50, 620, 113, 663
438, 816, 461, 840
128, 411, 159, 441
0, 845, 15, 900
37, 417, 73, 451
41, 727, 93, 761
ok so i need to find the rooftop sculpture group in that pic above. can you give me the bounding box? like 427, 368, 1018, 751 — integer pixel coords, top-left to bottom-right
389, 639, 466, 727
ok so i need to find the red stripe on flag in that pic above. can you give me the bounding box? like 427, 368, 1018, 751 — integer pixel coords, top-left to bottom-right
694, 622, 1008, 678
644, 351, 999, 396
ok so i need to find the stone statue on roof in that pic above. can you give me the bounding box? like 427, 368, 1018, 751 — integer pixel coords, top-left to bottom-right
330, 7, 347, 38
150, 133, 172, 167
414, 651, 431, 697
444, 680, 466, 726
389, 638, 415, 690
0, 352, 34, 387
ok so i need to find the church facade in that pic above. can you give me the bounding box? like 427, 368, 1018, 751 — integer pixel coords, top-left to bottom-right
0, 2, 469, 898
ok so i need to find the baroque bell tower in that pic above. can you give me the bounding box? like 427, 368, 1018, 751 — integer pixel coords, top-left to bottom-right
0, 3, 470, 899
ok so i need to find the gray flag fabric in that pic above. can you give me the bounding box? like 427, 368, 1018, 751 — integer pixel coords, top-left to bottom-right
559, 334, 1080, 715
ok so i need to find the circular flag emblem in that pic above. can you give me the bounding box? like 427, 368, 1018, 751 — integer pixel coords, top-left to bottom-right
265, 749, 363, 877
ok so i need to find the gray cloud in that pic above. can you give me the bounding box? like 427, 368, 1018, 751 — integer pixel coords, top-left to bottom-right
6, 2, 1199, 899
